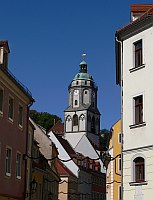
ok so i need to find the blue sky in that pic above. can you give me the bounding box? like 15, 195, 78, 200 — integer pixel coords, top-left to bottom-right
0, 0, 152, 129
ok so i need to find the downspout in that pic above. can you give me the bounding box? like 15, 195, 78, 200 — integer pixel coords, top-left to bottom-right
24, 100, 34, 200
115, 36, 123, 200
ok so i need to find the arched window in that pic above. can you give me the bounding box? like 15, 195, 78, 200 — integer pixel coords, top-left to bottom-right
134, 157, 145, 182
79, 114, 85, 121
73, 114, 78, 126
66, 115, 71, 122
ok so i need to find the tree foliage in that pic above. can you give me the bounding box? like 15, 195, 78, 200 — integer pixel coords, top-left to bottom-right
99, 129, 110, 151
29, 110, 62, 132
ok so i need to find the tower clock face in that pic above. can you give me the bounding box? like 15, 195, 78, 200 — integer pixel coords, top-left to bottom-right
74, 90, 79, 94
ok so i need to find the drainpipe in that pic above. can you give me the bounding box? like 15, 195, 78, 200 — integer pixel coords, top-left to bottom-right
115, 36, 123, 200
23, 100, 34, 200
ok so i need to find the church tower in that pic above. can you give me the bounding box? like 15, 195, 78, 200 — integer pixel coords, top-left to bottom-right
64, 60, 100, 147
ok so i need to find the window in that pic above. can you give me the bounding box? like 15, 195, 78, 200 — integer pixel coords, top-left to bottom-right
0, 88, 3, 113
118, 157, 121, 171
75, 100, 78, 106
76, 81, 78, 85
134, 95, 143, 124
6, 147, 12, 176
73, 114, 78, 126
134, 40, 142, 68
134, 157, 145, 182
118, 133, 122, 144
119, 186, 121, 200
85, 80, 87, 85
16, 152, 22, 179
18, 105, 23, 127
8, 96, 14, 121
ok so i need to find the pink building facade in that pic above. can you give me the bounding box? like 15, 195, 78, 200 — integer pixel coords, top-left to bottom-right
0, 41, 34, 199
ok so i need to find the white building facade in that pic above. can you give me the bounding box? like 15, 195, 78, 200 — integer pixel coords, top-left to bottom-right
116, 4, 153, 200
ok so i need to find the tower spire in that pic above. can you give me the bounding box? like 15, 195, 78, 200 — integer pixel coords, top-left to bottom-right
82, 51, 86, 60
80, 51, 87, 73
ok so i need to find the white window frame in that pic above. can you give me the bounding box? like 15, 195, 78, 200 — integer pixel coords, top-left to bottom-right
5, 146, 12, 177
8, 95, 14, 122
131, 153, 146, 183
133, 93, 145, 125
134, 39, 143, 68
16, 152, 22, 179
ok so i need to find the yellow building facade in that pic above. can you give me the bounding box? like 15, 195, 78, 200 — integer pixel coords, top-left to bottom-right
106, 119, 121, 200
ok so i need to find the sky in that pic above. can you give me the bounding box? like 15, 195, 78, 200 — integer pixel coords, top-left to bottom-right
0, 0, 152, 130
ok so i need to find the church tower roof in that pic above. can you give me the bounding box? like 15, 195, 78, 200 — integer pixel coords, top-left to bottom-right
73, 60, 94, 81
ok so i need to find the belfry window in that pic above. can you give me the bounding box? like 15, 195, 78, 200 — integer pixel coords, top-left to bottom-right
75, 100, 78, 106
73, 114, 78, 126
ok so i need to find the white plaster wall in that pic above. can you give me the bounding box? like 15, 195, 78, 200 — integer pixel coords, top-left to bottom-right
123, 149, 153, 200
123, 27, 153, 151
122, 26, 153, 199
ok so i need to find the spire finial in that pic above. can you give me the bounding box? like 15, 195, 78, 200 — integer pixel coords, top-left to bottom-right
82, 51, 86, 60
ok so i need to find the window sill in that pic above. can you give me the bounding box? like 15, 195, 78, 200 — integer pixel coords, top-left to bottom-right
8, 117, 13, 123
6, 172, 11, 177
129, 181, 148, 186
0, 111, 3, 117
129, 64, 145, 73
129, 122, 146, 129
18, 124, 23, 130
16, 176, 21, 180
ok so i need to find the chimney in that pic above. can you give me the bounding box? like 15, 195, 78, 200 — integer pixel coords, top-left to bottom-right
0, 41, 10, 70
130, 4, 153, 21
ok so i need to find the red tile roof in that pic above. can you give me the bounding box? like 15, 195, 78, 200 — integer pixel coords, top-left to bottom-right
48, 121, 64, 135
131, 4, 153, 13
56, 159, 76, 177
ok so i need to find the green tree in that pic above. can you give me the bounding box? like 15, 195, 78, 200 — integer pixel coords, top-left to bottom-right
99, 129, 110, 151
29, 110, 62, 132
